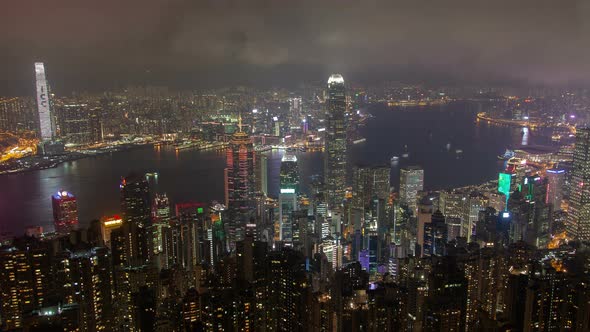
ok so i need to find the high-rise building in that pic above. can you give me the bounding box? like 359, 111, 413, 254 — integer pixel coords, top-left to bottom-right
399, 166, 424, 213
324, 74, 347, 210
279, 154, 299, 244
567, 127, 590, 241
423, 210, 447, 256
51, 190, 79, 234
120, 173, 152, 265
100, 215, 123, 249
254, 152, 268, 196
352, 164, 390, 211
226, 113, 255, 211
56, 247, 113, 331
546, 168, 565, 211
34, 62, 55, 141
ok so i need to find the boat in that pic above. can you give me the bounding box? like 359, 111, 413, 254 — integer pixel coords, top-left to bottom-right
299, 147, 307, 152
455, 149, 463, 154
402, 153, 409, 158
390, 156, 399, 166
286, 147, 296, 152
353, 138, 367, 145
497, 149, 515, 160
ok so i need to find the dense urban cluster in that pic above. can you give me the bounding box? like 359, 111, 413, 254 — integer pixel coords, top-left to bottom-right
0, 65, 589, 332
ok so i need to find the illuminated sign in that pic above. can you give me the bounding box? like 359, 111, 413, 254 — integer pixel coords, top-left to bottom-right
502, 212, 510, 218
103, 219, 123, 227
498, 173, 511, 196
280, 188, 295, 194
197, 207, 204, 214
547, 169, 565, 174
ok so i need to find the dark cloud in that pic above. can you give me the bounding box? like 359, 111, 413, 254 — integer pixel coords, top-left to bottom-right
1, 0, 590, 93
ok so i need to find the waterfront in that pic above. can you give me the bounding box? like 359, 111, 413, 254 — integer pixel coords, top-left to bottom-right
0, 101, 552, 234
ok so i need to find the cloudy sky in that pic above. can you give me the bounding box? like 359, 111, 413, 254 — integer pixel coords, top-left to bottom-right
2, 0, 590, 93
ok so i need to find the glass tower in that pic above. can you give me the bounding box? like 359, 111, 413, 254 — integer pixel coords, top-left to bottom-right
324, 74, 347, 210
567, 127, 590, 241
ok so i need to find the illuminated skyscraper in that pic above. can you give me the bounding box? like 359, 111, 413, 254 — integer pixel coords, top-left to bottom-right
279, 154, 299, 244
51, 190, 79, 234
34, 62, 55, 141
546, 168, 565, 211
324, 74, 347, 209
226, 113, 255, 211
399, 166, 424, 213
120, 173, 152, 265
567, 127, 590, 241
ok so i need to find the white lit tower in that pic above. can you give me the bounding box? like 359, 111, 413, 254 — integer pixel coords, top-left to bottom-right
35, 62, 55, 141
324, 74, 347, 210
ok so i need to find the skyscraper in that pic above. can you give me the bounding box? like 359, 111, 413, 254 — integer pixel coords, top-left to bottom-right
279, 154, 299, 244
400, 166, 424, 213
423, 210, 448, 256
352, 164, 390, 211
324, 74, 347, 210
226, 113, 255, 211
546, 168, 565, 211
51, 190, 79, 234
34, 62, 54, 141
567, 127, 590, 241
120, 173, 152, 265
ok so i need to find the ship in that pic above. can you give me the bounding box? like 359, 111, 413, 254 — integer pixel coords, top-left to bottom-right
497, 149, 515, 160
353, 138, 367, 145
390, 156, 399, 166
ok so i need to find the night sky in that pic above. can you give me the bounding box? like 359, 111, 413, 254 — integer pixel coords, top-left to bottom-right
2, 0, 590, 94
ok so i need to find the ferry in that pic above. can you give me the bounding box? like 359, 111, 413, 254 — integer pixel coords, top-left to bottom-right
497, 149, 515, 160
390, 156, 399, 166
299, 146, 307, 152
353, 138, 367, 145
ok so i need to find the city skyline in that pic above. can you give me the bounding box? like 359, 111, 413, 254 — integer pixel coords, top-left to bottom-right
1, 2, 590, 330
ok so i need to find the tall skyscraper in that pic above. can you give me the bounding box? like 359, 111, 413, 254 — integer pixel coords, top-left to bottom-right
226, 113, 255, 211
546, 168, 565, 211
34, 62, 54, 141
324, 74, 347, 210
120, 173, 152, 265
51, 190, 79, 234
567, 127, 590, 241
400, 166, 424, 213
279, 154, 299, 244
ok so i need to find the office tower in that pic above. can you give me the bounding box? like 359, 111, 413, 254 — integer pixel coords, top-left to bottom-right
352, 164, 390, 211
546, 168, 565, 211
34, 62, 55, 141
120, 173, 152, 265
423, 210, 448, 256
324, 74, 347, 210
51, 190, 79, 234
254, 152, 268, 196
399, 166, 424, 213
279, 154, 299, 244
100, 215, 123, 249
226, 113, 255, 211
289, 97, 302, 124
